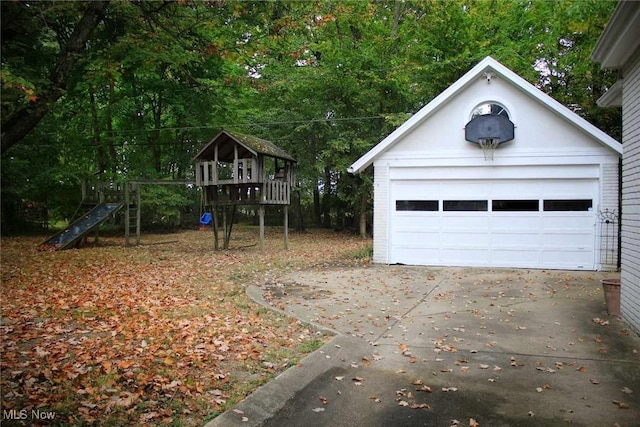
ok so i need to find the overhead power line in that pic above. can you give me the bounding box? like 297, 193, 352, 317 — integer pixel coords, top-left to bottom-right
29, 114, 387, 140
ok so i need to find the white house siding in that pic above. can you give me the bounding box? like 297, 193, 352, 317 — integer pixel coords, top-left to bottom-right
621, 50, 640, 333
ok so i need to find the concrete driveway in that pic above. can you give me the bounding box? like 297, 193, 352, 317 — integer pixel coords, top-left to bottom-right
206, 266, 640, 427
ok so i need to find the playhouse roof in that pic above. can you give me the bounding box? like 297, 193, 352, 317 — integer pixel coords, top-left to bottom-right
348, 56, 622, 174
194, 129, 296, 163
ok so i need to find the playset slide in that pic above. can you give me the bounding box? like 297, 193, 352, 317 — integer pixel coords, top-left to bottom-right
42, 202, 124, 250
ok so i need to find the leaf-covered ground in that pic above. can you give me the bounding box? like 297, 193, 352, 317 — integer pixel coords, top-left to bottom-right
1, 227, 371, 426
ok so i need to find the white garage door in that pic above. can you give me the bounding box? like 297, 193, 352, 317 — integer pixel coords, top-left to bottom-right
390, 179, 597, 270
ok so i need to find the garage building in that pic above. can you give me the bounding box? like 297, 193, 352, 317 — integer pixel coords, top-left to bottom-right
349, 57, 622, 271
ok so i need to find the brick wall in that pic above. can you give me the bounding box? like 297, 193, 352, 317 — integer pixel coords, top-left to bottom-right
373, 164, 389, 263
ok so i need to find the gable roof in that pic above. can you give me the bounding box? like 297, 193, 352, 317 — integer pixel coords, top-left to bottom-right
348, 56, 622, 174
194, 129, 296, 163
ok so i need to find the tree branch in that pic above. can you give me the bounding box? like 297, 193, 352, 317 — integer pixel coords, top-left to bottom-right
1, 1, 110, 156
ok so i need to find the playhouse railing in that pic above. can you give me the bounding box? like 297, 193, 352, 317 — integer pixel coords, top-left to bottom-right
262, 180, 290, 204
196, 160, 261, 186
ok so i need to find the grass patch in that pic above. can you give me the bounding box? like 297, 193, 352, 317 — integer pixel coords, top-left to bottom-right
352, 244, 373, 261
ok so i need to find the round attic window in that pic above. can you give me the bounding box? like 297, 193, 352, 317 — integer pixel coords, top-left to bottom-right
471, 102, 509, 120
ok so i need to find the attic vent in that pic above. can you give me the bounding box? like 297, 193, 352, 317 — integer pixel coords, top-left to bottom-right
471, 102, 509, 120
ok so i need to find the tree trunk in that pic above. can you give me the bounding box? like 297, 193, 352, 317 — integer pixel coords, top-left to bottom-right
359, 191, 368, 238
391, 0, 403, 38
1, 1, 110, 155
294, 188, 305, 232
107, 77, 118, 174
359, 210, 367, 238
322, 167, 332, 228
149, 93, 163, 173
313, 185, 322, 227
90, 90, 106, 175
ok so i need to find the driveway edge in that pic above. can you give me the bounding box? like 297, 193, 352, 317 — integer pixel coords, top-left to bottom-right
203, 285, 366, 427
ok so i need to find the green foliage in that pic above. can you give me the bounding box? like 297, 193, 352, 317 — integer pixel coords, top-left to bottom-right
1, 0, 621, 233
139, 185, 199, 230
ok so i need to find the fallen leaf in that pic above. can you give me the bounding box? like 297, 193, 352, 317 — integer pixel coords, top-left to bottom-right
409, 403, 430, 409
590, 379, 600, 385
621, 387, 633, 394
612, 400, 629, 409
312, 407, 325, 413
592, 318, 609, 326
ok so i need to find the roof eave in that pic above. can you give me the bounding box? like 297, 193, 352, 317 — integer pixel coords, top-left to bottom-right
192, 129, 226, 160
597, 79, 623, 108
489, 61, 623, 155
349, 57, 498, 174
591, 2, 640, 69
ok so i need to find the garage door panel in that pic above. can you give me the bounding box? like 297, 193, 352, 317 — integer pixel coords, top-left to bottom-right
492, 248, 541, 266
542, 215, 593, 228
541, 249, 593, 269
393, 231, 439, 246
491, 215, 541, 231
393, 181, 440, 199
442, 216, 489, 229
442, 232, 490, 246
491, 232, 540, 247
390, 176, 597, 270
442, 248, 490, 265
392, 247, 440, 265
542, 232, 594, 249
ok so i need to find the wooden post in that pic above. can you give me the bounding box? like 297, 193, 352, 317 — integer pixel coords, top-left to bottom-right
284, 205, 289, 250
212, 205, 219, 250
259, 205, 265, 251
226, 205, 236, 247
222, 205, 228, 249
